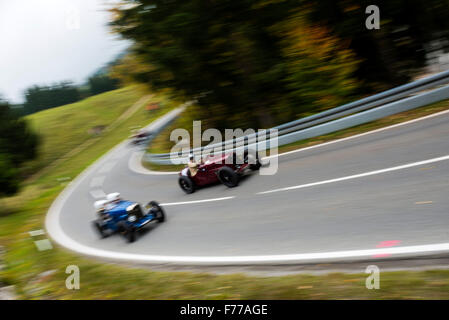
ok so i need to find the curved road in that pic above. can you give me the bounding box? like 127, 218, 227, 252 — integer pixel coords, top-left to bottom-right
46, 109, 449, 265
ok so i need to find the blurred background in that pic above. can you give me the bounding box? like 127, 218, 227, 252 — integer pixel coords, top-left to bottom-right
109, 0, 449, 130
2, 0, 449, 299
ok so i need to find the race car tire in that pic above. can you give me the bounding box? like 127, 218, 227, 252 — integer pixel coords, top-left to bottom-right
92, 220, 108, 238
117, 221, 136, 243
126, 228, 136, 243
218, 166, 239, 188
179, 176, 195, 194
149, 201, 165, 223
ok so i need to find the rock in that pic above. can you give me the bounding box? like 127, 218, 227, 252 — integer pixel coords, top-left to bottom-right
33, 270, 57, 284
0, 286, 17, 300
22, 270, 57, 298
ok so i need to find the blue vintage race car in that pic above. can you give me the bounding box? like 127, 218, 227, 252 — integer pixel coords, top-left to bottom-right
92, 195, 165, 243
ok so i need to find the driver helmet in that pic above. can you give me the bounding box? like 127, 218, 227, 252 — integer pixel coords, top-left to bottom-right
94, 200, 107, 213
106, 192, 121, 204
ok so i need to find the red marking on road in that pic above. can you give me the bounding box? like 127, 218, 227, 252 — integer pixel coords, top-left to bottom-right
376, 240, 401, 248
372, 240, 401, 258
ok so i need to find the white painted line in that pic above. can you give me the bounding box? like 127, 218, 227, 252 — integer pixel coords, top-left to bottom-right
89, 176, 106, 188
34, 239, 53, 251
415, 201, 433, 205
258, 154, 449, 195
90, 189, 107, 199
128, 151, 178, 175
98, 161, 117, 174
161, 196, 235, 206
29, 229, 45, 237
264, 108, 449, 160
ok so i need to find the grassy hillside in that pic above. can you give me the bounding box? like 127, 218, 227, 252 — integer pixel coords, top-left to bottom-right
23, 85, 150, 175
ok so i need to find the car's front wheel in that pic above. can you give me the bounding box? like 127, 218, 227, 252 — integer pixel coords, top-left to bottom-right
117, 221, 136, 243
179, 176, 195, 194
148, 201, 165, 222
218, 166, 239, 187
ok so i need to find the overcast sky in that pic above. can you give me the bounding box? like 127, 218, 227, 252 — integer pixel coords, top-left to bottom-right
0, 0, 130, 103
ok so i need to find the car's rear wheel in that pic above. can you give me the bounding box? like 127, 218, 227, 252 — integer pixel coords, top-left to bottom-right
179, 176, 195, 194
218, 166, 239, 187
117, 221, 136, 243
92, 220, 108, 238
148, 201, 165, 222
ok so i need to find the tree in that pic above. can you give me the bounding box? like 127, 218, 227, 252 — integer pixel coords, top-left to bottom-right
112, 0, 449, 125
0, 102, 39, 197
274, 9, 360, 120
110, 0, 360, 129
0, 153, 19, 197
88, 74, 119, 95
302, 0, 449, 91
23, 81, 80, 115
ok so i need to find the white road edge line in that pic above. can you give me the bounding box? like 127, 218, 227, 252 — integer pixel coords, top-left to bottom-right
128, 150, 178, 175
264, 108, 449, 159
161, 196, 234, 206
258, 154, 449, 195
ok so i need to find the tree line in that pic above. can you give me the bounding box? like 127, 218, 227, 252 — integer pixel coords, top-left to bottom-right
0, 100, 39, 198
17, 73, 119, 116
110, 0, 449, 129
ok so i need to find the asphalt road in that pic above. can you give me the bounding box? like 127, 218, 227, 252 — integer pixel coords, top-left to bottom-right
46, 109, 449, 265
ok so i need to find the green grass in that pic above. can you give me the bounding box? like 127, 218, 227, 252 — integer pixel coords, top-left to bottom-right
23, 85, 149, 175
2, 88, 449, 299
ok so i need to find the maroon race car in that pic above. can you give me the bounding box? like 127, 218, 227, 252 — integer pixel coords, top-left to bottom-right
178, 151, 261, 194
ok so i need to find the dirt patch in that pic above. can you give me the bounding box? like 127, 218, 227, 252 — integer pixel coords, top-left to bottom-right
88, 125, 106, 135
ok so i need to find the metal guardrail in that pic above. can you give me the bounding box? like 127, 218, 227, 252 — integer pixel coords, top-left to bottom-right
144, 69, 449, 165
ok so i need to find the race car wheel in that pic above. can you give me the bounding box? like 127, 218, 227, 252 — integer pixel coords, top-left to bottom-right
218, 166, 239, 188
179, 176, 195, 194
117, 221, 136, 243
149, 201, 165, 223
126, 228, 136, 243
92, 220, 108, 238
